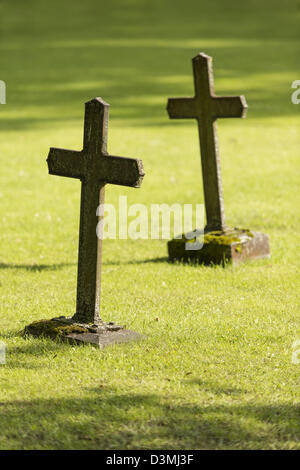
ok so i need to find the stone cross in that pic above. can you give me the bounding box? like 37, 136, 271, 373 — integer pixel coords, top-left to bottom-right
47, 98, 145, 325
167, 52, 247, 232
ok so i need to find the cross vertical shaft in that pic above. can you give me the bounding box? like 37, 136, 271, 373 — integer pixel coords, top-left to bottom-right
75, 100, 108, 324
75, 179, 105, 324
167, 53, 247, 232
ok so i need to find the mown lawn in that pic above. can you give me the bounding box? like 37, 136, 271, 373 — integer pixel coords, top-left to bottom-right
0, 0, 299, 449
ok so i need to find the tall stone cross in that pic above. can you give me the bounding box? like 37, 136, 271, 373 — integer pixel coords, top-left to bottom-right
167, 52, 248, 232
47, 98, 145, 325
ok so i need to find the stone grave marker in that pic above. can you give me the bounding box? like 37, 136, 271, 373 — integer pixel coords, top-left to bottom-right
167, 53, 270, 265
25, 98, 145, 347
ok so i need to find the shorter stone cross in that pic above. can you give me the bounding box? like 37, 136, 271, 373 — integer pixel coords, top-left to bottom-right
47, 98, 145, 325
167, 52, 247, 232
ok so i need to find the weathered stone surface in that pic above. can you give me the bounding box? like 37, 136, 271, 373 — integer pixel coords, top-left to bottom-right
24, 318, 143, 348
49, 316, 123, 333
167, 53, 247, 232
65, 330, 144, 349
24, 319, 89, 339
167, 53, 270, 264
168, 229, 270, 265
46, 98, 144, 325
25, 98, 145, 348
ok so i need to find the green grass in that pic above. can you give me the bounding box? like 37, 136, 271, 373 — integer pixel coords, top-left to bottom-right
0, 0, 299, 450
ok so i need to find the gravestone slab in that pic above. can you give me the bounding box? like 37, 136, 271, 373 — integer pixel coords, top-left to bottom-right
167, 53, 270, 265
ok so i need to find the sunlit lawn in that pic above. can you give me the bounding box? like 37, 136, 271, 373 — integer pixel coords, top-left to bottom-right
0, 0, 299, 450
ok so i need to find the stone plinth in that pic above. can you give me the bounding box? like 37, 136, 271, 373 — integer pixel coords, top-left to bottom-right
24, 317, 144, 349
168, 228, 270, 266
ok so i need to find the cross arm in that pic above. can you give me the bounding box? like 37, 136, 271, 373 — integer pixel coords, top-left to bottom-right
167, 97, 198, 119
212, 95, 248, 119
47, 148, 85, 179
97, 155, 145, 188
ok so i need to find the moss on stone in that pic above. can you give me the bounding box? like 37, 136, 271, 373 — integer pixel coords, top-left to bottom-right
24, 320, 88, 339
168, 227, 256, 265
173, 228, 254, 246
204, 231, 240, 245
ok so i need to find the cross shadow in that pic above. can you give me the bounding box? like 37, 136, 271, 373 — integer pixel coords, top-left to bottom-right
103, 257, 170, 266
0, 262, 75, 272
103, 257, 223, 268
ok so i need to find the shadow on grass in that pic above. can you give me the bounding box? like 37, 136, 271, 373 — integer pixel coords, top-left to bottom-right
0, 262, 75, 271
0, 335, 77, 369
8, 341, 71, 354
184, 378, 243, 396
103, 257, 226, 268
0, 388, 299, 449
0, 0, 299, 133
103, 257, 170, 266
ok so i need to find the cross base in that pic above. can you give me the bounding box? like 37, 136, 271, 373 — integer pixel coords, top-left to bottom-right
24, 317, 144, 349
168, 228, 270, 266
